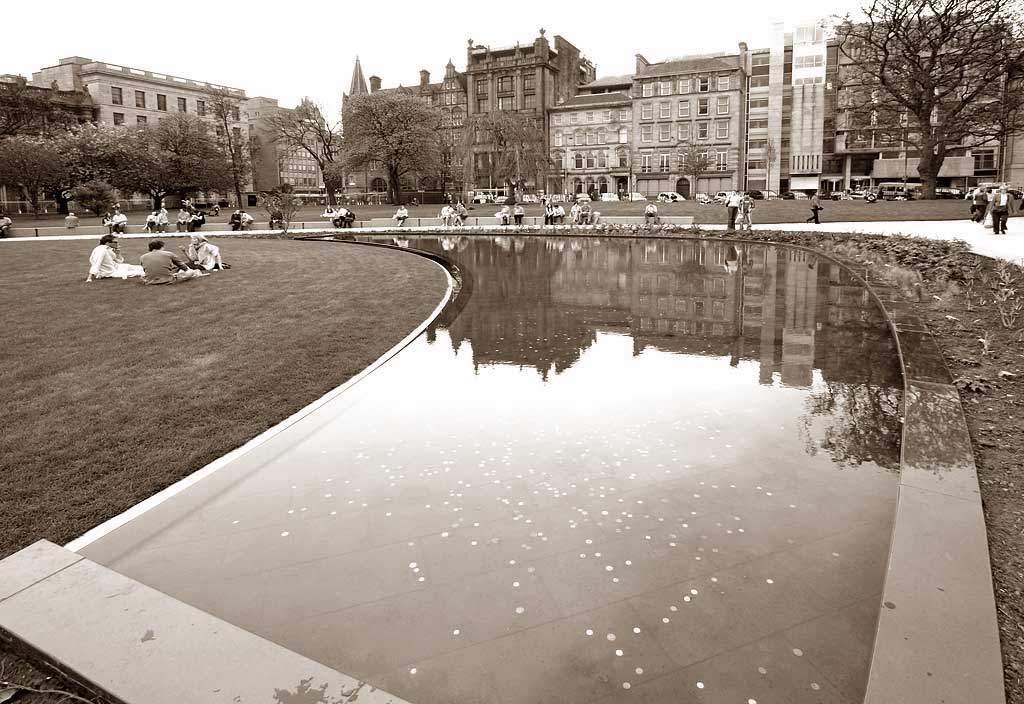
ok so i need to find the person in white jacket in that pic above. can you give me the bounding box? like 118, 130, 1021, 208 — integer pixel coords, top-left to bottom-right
183, 234, 226, 271
85, 235, 144, 281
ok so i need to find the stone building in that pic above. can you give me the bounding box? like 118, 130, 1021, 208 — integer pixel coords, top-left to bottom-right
631, 49, 747, 198
245, 96, 325, 199
548, 75, 633, 197
463, 31, 595, 194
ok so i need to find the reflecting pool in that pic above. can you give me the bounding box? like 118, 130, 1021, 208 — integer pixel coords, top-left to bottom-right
81, 236, 902, 704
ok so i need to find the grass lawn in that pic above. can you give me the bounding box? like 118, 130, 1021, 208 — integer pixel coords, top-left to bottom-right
10, 198, 972, 231
0, 237, 448, 560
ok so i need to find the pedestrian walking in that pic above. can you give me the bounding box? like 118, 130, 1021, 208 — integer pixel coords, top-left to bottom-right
990, 184, 1015, 235
806, 193, 823, 224
738, 193, 755, 232
971, 187, 989, 223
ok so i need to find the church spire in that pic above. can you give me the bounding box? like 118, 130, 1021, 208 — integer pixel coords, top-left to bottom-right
349, 56, 368, 97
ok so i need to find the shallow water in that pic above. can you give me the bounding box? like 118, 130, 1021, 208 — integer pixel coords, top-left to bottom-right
81, 236, 902, 704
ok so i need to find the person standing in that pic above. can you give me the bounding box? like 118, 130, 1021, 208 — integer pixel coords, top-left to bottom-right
65, 212, 80, 231
725, 191, 743, 230
738, 192, 755, 232
806, 193, 823, 224
971, 187, 990, 223
990, 185, 1015, 235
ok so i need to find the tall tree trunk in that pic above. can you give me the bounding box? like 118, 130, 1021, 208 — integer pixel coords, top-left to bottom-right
388, 166, 402, 205
916, 136, 943, 200
54, 190, 71, 215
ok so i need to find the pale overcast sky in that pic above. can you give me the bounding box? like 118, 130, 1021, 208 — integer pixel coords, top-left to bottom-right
6, 0, 865, 120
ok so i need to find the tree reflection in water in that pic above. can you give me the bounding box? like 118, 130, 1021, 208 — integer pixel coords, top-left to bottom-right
364, 234, 903, 469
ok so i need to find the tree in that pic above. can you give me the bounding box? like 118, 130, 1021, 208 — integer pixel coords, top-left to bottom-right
836, 0, 1024, 198
204, 87, 251, 208
258, 185, 302, 233
114, 114, 230, 209
71, 179, 116, 216
464, 112, 546, 199
264, 100, 343, 205
678, 142, 711, 198
0, 79, 77, 139
341, 92, 442, 205
0, 136, 70, 215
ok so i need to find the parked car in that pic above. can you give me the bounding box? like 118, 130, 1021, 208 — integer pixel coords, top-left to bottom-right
781, 191, 809, 200
625, 192, 647, 201
829, 191, 853, 201
493, 195, 508, 205
877, 182, 922, 201
472, 193, 492, 204
695, 193, 713, 204
575, 193, 592, 203
520, 194, 540, 203
600, 193, 620, 202
749, 190, 778, 200
935, 187, 963, 199
657, 191, 686, 202
713, 191, 737, 203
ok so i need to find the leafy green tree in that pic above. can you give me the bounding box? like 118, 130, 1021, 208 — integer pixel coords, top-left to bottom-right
71, 179, 116, 216
0, 136, 69, 215
341, 92, 442, 205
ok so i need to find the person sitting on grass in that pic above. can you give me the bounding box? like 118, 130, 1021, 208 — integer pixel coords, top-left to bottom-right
86, 234, 144, 282
644, 202, 659, 224
140, 240, 208, 285
240, 211, 255, 230
182, 234, 227, 271
393, 205, 409, 227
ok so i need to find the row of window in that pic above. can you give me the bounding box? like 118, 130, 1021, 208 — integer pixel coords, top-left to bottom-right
638, 149, 730, 173
641, 75, 733, 97
476, 94, 537, 111
475, 75, 536, 95
110, 86, 240, 120
553, 127, 630, 146
640, 120, 730, 142
110, 111, 241, 139
640, 96, 731, 120
552, 109, 632, 125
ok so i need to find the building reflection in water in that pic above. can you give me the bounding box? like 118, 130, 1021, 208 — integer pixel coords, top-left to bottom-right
404, 235, 902, 470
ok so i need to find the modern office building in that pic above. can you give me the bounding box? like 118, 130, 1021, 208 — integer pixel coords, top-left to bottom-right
548, 75, 632, 196
631, 49, 748, 197
245, 96, 325, 198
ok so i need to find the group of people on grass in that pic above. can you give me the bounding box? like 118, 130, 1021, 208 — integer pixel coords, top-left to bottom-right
86, 233, 228, 285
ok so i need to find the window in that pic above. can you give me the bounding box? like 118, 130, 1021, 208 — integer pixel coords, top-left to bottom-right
678, 123, 691, 140
598, 127, 607, 143
616, 149, 628, 167
587, 130, 597, 145
231, 106, 240, 121
659, 153, 670, 172
796, 26, 825, 44
585, 153, 596, 169
716, 148, 728, 170
717, 76, 730, 91
553, 114, 562, 125
618, 127, 628, 143
498, 96, 514, 110
698, 122, 709, 139
597, 151, 607, 168
177, 97, 187, 112
748, 139, 766, 150
659, 102, 671, 119
641, 154, 652, 173
604, 110, 611, 121
554, 133, 563, 147
574, 153, 584, 169
641, 125, 653, 142
476, 80, 488, 95
619, 109, 629, 121
749, 119, 768, 129
111, 87, 123, 105
794, 54, 825, 69
752, 54, 770, 67
553, 152, 563, 170
678, 100, 690, 118
641, 103, 653, 120
659, 124, 671, 141
570, 112, 579, 124
750, 75, 769, 88
974, 148, 996, 171
523, 74, 535, 92
717, 96, 729, 115
716, 121, 729, 139
747, 160, 766, 170
642, 82, 654, 97
660, 81, 672, 96
697, 98, 710, 116
679, 78, 691, 94
697, 77, 710, 92
498, 76, 514, 92
523, 94, 536, 109
587, 112, 594, 122
135, 90, 145, 108
136, 115, 147, 125
112, 112, 124, 125
749, 97, 769, 109
157, 94, 166, 111
477, 98, 488, 112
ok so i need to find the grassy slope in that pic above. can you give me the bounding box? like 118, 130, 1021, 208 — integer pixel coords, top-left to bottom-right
0, 237, 447, 559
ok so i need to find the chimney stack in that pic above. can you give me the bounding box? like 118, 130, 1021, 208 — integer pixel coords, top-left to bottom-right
419, 70, 430, 87
370, 76, 381, 93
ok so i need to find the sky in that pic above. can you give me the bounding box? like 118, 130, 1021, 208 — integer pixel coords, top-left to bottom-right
6, 0, 866, 121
